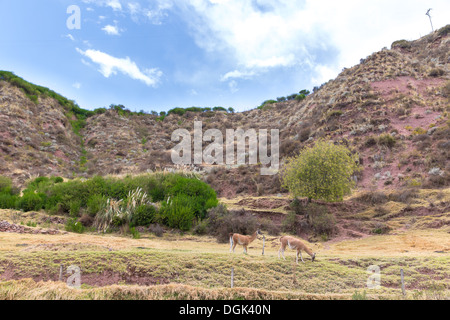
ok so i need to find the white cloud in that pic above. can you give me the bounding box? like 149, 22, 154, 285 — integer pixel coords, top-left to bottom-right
102, 24, 121, 35
106, 0, 122, 11
76, 48, 162, 87
65, 34, 75, 41
72, 82, 82, 89
82, 0, 122, 11
126, 0, 173, 24
220, 69, 256, 81
175, 0, 450, 87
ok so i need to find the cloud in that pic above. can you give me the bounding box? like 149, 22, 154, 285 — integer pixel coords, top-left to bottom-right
126, 0, 173, 24
82, 0, 122, 11
101, 24, 121, 35
72, 82, 82, 89
220, 69, 256, 81
175, 0, 450, 87
177, 1, 318, 71
76, 48, 162, 87
106, 0, 122, 11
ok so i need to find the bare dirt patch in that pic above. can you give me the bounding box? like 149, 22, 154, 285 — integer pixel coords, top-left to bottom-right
0, 265, 171, 288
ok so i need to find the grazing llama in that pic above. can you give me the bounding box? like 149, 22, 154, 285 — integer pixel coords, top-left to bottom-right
278, 235, 316, 264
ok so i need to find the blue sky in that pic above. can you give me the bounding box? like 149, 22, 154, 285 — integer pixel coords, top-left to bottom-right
0, 0, 449, 112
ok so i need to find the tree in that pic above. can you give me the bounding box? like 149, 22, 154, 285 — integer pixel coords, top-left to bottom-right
280, 139, 360, 202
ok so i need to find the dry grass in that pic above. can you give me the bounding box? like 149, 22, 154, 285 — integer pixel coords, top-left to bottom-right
0, 186, 449, 300
0, 279, 354, 300
0, 226, 448, 300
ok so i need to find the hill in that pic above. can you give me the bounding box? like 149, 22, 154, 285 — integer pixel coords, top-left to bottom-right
0, 26, 449, 301
0, 25, 449, 198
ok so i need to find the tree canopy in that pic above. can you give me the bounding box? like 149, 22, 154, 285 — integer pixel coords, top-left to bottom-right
281, 139, 360, 202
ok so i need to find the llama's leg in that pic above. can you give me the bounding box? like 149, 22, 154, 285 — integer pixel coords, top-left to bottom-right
299, 251, 305, 263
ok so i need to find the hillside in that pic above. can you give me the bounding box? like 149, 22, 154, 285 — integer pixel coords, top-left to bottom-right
0, 26, 449, 301
0, 25, 449, 197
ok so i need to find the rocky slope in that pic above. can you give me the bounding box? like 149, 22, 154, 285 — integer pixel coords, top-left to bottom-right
0, 25, 449, 197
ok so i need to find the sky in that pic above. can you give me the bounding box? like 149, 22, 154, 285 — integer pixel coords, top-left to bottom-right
0, 1, 449, 112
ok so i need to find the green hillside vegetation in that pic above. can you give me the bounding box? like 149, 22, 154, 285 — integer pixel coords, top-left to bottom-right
0, 173, 218, 233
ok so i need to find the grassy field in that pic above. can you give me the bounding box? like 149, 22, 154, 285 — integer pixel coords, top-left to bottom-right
0, 225, 448, 300
0, 188, 449, 300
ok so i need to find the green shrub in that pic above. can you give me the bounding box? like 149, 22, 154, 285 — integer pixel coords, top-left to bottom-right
2, 172, 218, 232
161, 175, 218, 219
0, 176, 12, 193
65, 218, 85, 233
160, 195, 195, 231
69, 200, 82, 217
281, 139, 360, 202
129, 227, 141, 239
131, 204, 156, 227
54, 177, 64, 183
86, 194, 106, 217
0, 193, 19, 209
16, 192, 45, 212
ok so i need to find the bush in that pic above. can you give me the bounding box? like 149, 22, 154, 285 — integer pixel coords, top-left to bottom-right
377, 134, 396, 148
86, 194, 106, 217
2, 173, 218, 232
289, 198, 308, 215
129, 227, 141, 239
0, 193, 19, 209
160, 195, 196, 231
65, 218, 85, 233
281, 139, 360, 202
308, 204, 336, 236
131, 204, 156, 227
161, 175, 218, 219
391, 39, 411, 49
69, 200, 82, 217
364, 136, 378, 148
0, 176, 12, 193
192, 219, 209, 235
206, 205, 258, 243
429, 68, 444, 78
282, 211, 302, 234
16, 192, 45, 212
149, 224, 164, 237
